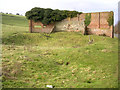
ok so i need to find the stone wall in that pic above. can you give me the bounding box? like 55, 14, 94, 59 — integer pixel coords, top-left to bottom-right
54, 14, 85, 34
29, 11, 114, 38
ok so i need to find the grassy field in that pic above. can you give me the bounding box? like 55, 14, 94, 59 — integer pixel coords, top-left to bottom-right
2, 13, 28, 27
2, 14, 118, 88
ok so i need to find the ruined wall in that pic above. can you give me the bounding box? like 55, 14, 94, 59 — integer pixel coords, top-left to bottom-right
87, 12, 114, 38
54, 14, 85, 34
100, 12, 110, 29
88, 12, 100, 29
87, 12, 110, 29
29, 20, 54, 33
29, 11, 114, 38
87, 26, 113, 37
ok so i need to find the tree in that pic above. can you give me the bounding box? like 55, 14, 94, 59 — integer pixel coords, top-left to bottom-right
25, 7, 45, 22
16, 13, 20, 15
25, 7, 82, 25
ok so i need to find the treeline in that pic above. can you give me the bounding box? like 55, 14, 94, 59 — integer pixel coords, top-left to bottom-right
0, 12, 23, 16
25, 7, 82, 25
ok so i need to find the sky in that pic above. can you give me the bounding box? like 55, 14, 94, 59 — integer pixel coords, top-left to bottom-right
0, 0, 119, 25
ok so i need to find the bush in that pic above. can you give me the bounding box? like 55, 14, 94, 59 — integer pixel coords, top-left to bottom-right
107, 11, 114, 26
25, 7, 82, 25
84, 13, 91, 26
16, 13, 20, 15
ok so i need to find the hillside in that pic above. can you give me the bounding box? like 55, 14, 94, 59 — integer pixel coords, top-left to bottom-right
2, 14, 118, 88
2, 13, 28, 27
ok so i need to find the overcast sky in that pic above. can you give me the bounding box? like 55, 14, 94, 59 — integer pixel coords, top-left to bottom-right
0, 0, 119, 25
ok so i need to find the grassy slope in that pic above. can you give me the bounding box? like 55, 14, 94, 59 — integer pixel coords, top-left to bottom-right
2, 13, 28, 27
2, 14, 118, 88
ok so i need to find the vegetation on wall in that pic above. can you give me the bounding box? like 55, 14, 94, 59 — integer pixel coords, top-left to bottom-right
84, 13, 91, 26
107, 11, 114, 26
25, 7, 82, 25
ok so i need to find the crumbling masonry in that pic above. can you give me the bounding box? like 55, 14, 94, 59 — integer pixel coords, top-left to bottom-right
29, 11, 114, 38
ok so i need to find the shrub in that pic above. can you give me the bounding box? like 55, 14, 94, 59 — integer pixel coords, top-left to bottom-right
107, 11, 114, 26
84, 13, 91, 26
16, 13, 20, 15
25, 7, 82, 25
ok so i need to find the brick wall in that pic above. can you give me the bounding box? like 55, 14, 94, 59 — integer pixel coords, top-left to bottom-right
88, 12, 100, 29
29, 20, 54, 33
87, 26, 113, 38
87, 12, 114, 38
87, 12, 110, 29
29, 11, 114, 38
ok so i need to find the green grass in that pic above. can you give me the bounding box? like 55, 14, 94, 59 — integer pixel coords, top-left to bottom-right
2, 13, 28, 27
2, 14, 118, 88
